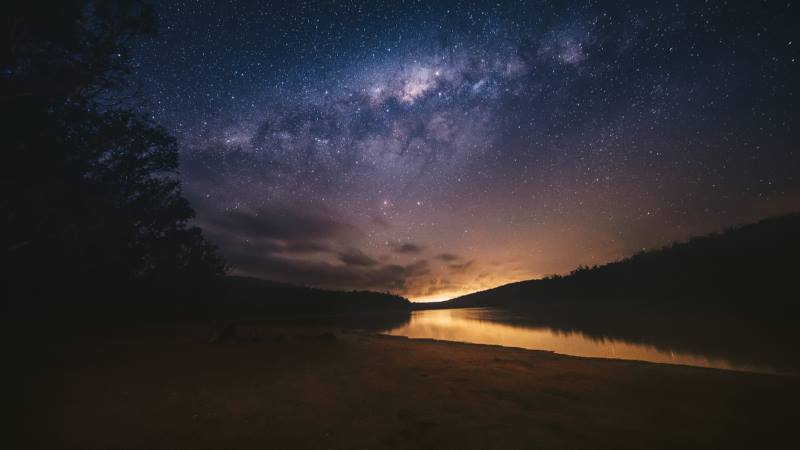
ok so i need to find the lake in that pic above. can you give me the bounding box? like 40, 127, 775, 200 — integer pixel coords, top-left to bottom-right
383, 307, 774, 373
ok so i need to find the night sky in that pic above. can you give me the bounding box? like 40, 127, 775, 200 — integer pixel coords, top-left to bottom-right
132, 0, 798, 301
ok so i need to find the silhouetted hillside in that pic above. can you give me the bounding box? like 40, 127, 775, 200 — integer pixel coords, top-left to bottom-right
217, 276, 411, 330
223, 276, 410, 315
443, 212, 800, 312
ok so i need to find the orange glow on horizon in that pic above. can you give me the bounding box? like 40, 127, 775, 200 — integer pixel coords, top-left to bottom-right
410, 292, 463, 303
406, 274, 540, 303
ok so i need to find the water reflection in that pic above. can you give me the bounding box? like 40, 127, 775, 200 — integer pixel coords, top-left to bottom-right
383, 308, 775, 373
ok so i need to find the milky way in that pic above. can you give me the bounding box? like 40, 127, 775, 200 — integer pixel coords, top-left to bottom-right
134, 0, 799, 300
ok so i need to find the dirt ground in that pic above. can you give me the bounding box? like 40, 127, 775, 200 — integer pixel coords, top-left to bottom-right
4, 324, 798, 449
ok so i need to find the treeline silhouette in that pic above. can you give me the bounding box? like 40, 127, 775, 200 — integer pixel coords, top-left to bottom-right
444, 212, 799, 311
2, 1, 224, 320
218, 276, 411, 330
225, 276, 410, 314
432, 213, 800, 371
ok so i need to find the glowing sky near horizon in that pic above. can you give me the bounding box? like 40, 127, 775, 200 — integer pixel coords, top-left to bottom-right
133, 0, 799, 301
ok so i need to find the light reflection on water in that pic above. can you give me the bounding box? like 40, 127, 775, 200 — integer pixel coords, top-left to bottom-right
383, 308, 771, 373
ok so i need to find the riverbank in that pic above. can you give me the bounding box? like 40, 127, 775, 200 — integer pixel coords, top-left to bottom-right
4, 324, 798, 449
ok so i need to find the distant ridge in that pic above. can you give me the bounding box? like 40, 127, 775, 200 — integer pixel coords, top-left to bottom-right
224, 276, 410, 315
440, 212, 800, 312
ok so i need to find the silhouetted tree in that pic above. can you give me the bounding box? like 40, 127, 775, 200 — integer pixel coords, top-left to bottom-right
1, 0, 224, 317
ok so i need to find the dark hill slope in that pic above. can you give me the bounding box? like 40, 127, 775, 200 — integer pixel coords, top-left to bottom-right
445, 212, 800, 314
217, 276, 412, 330
223, 276, 410, 315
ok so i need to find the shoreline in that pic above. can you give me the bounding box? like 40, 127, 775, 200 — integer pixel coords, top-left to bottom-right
374, 331, 788, 376
374, 332, 780, 377
5, 324, 799, 449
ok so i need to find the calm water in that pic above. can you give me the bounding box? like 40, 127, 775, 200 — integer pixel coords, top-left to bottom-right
383, 308, 772, 373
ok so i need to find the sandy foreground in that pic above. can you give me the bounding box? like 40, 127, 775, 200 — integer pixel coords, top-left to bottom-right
4, 323, 799, 450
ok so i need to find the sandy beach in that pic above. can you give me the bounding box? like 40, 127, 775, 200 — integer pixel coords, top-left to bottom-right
4, 324, 798, 450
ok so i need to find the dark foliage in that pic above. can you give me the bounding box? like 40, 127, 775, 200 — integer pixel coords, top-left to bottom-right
220, 276, 411, 330
1, 0, 224, 318
225, 276, 410, 315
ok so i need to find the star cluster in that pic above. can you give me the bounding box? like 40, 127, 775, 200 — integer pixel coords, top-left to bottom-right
133, 0, 799, 300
